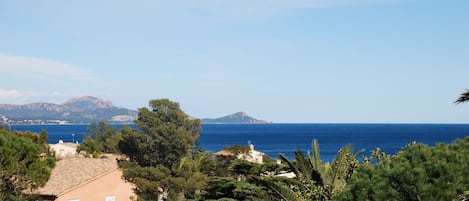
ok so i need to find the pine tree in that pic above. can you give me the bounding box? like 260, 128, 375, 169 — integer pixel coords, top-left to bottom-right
118, 99, 205, 201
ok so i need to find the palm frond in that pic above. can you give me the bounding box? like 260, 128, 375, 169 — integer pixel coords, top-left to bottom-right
352, 148, 365, 159
455, 89, 469, 104
279, 153, 297, 174
268, 139, 364, 201
294, 150, 313, 180
310, 139, 327, 185
311, 139, 322, 170
329, 145, 351, 190
253, 176, 303, 201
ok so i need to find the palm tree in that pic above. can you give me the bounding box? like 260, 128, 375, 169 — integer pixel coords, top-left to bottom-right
455, 89, 469, 104
257, 139, 363, 201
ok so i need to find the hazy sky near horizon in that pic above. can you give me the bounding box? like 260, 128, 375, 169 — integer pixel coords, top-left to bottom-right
1, 0, 469, 123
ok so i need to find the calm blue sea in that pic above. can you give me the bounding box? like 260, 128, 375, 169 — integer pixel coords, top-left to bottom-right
9, 123, 469, 162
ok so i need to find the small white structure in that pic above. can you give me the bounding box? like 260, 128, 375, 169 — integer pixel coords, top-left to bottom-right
50, 140, 78, 158
276, 171, 296, 178
238, 144, 265, 164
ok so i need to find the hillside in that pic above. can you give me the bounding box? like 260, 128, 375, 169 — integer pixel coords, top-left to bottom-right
202, 112, 271, 124
0, 96, 137, 124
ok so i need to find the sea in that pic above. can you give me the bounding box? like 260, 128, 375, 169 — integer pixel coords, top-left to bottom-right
9, 123, 469, 162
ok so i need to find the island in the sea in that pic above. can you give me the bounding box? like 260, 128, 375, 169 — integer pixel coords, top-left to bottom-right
201, 112, 271, 124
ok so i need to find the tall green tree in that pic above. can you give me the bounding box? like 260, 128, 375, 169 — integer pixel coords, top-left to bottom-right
77, 121, 121, 157
0, 126, 55, 200
120, 99, 200, 167
118, 99, 204, 201
87, 121, 120, 153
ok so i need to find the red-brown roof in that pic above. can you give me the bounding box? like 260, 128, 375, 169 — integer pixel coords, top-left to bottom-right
34, 157, 118, 196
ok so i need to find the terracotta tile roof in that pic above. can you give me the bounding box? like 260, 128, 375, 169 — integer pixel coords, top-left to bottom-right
214, 150, 235, 156
35, 157, 118, 196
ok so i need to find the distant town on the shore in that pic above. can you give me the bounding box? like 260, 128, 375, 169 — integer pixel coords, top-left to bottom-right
0, 96, 270, 125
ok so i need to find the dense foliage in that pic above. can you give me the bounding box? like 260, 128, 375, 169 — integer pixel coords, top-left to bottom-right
120, 99, 200, 167
254, 139, 363, 201
77, 121, 122, 157
207, 137, 469, 201
338, 137, 469, 201
0, 126, 55, 200
118, 99, 205, 201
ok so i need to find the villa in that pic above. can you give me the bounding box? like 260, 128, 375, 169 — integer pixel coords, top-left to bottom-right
215, 143, 266, 164
238, 144, 265, 163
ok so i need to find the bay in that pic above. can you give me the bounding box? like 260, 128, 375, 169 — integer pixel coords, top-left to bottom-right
9, 123, 469, 162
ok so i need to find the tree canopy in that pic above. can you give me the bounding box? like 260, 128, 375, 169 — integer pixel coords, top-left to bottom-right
338, 137, 469, 201
118, 99, 205, 201
0, 126, 55, 201
77, 121, 121, 157
120, 99, 201, 167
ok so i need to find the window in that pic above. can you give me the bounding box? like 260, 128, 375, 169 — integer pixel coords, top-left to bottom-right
105, 195, 116, 201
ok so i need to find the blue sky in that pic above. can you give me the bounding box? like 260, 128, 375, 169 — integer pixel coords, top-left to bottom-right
0, 0, 468, 123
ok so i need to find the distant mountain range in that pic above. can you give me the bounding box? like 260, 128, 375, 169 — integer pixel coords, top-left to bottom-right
0, 96, 137, 124
0, 97, 270, 125
201, 112, 271, 124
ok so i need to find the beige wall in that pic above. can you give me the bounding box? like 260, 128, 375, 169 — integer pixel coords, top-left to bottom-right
56, 169, 135, 201
50, 144, 77, 158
